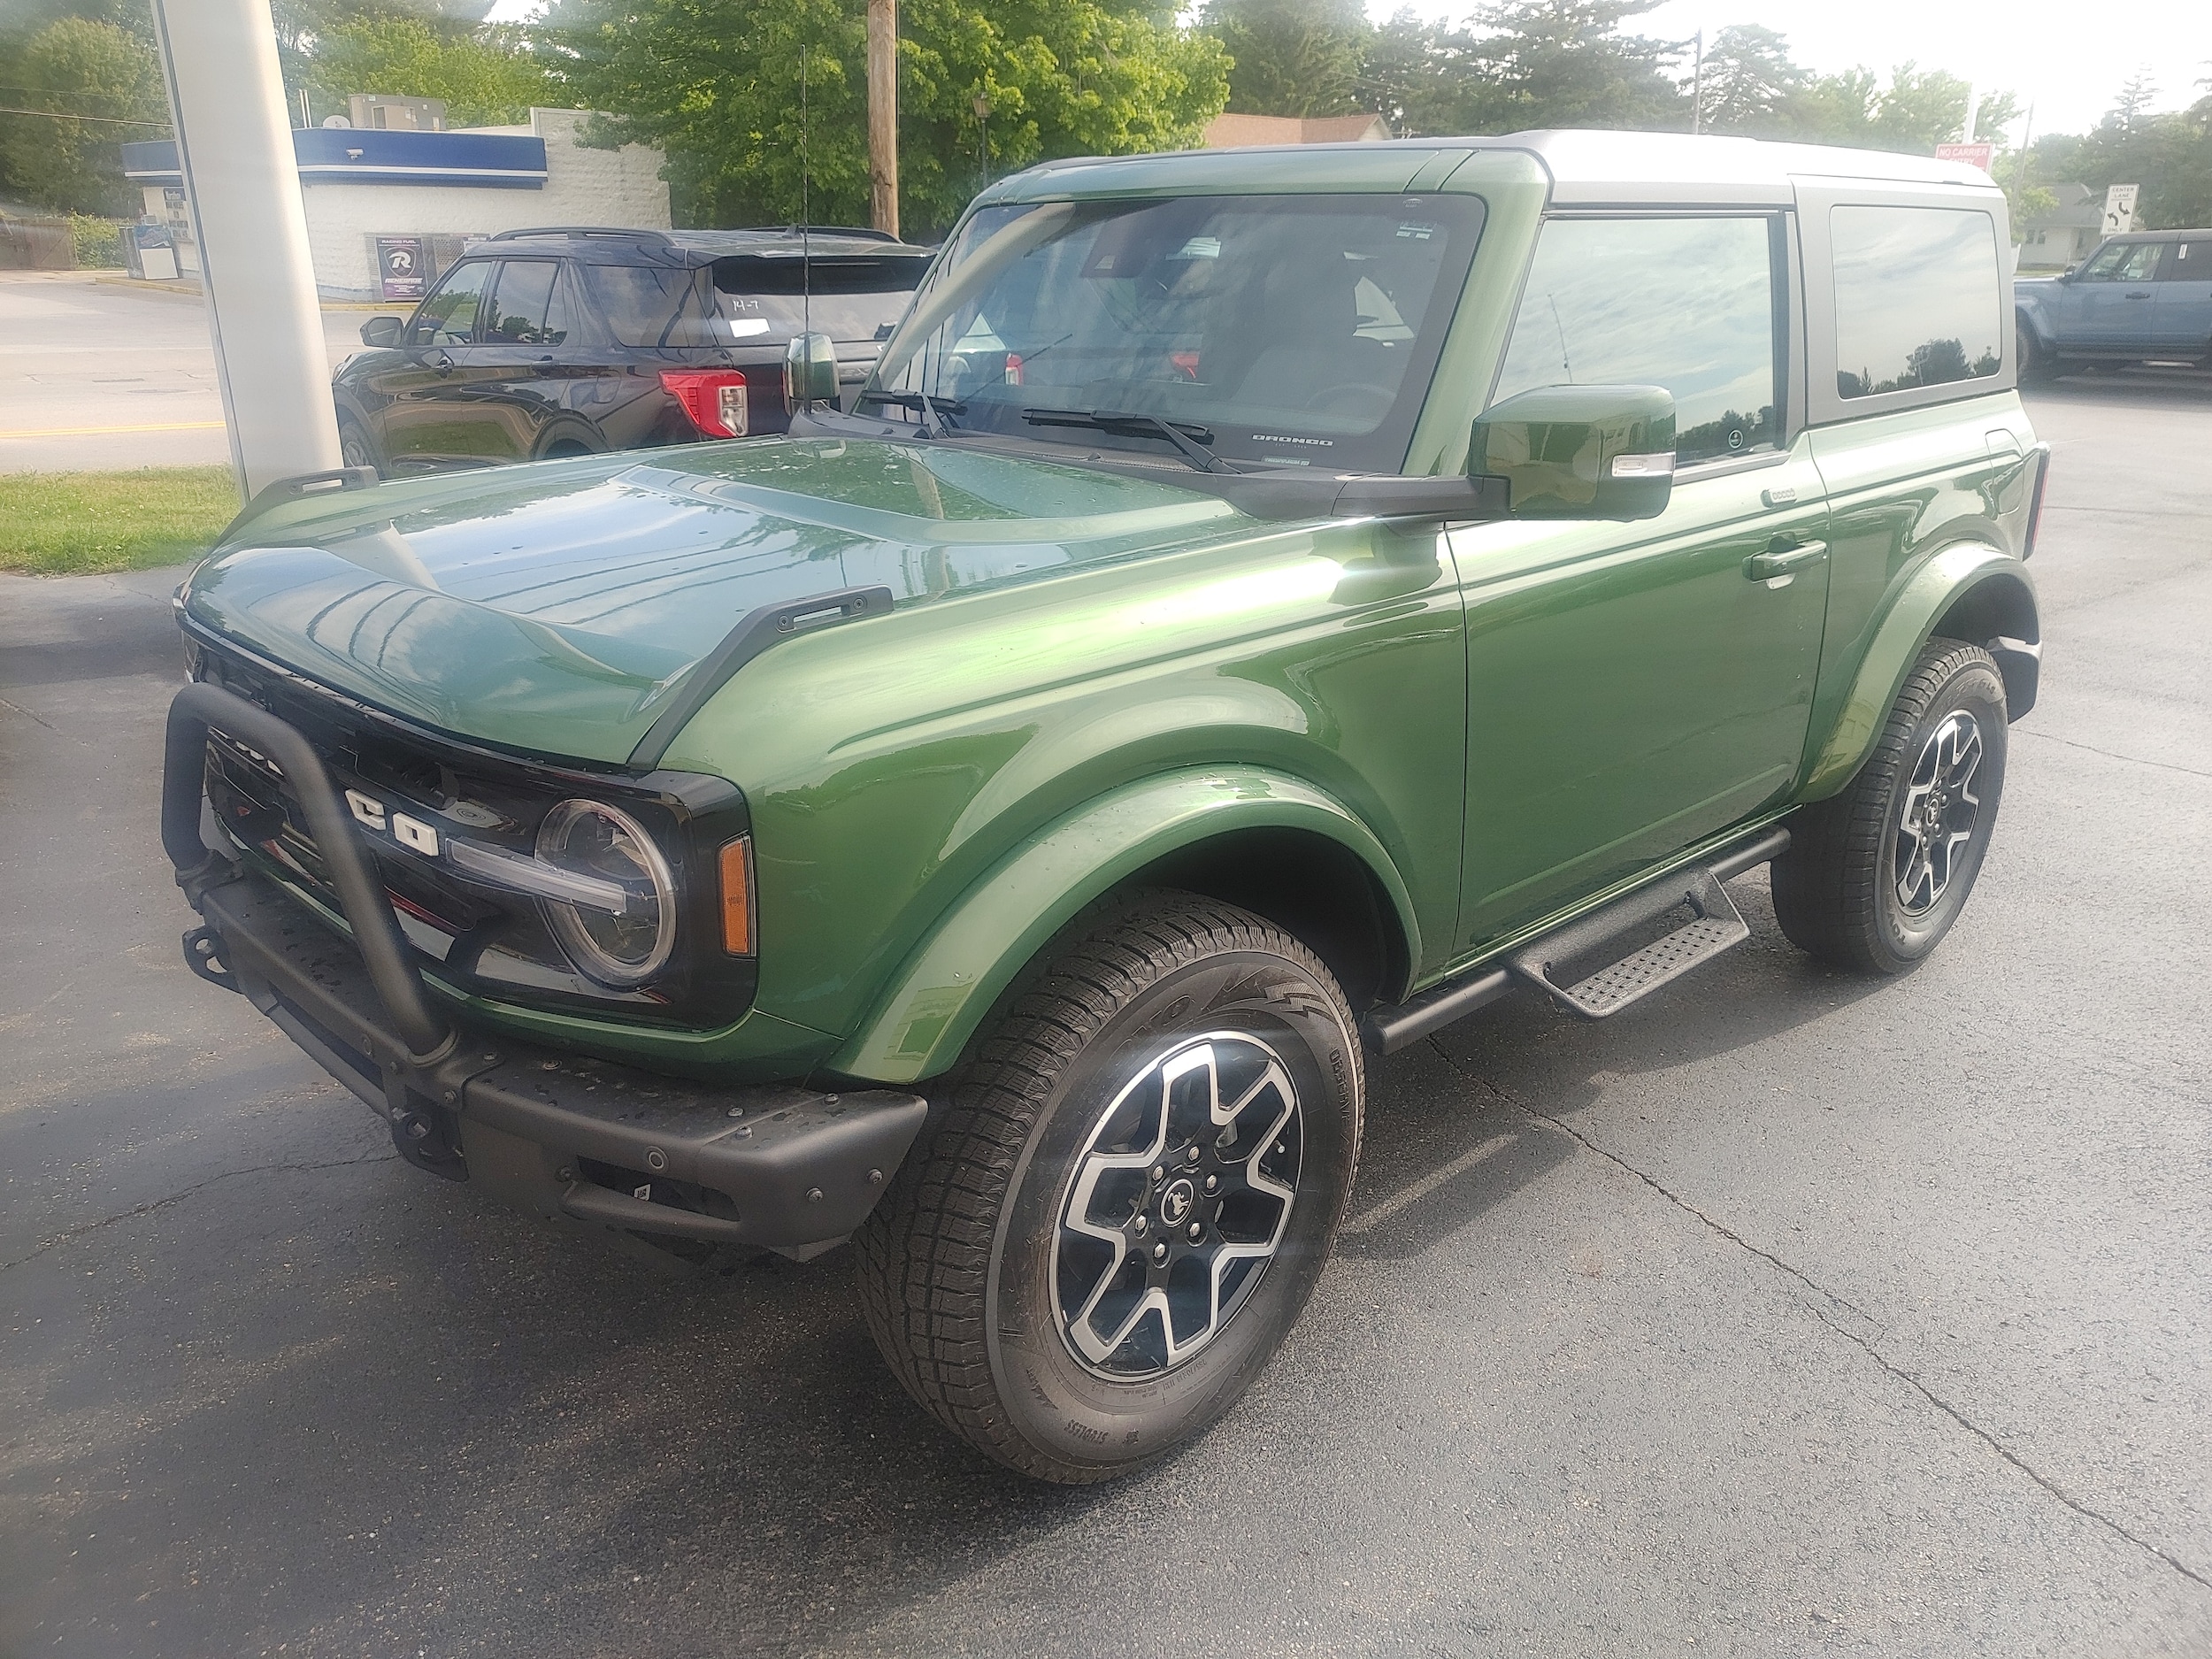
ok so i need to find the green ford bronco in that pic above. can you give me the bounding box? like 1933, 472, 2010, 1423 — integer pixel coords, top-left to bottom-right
165, 130, 2047, 1482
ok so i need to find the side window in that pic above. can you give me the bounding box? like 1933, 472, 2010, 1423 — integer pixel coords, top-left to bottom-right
2079, 241, 2164, 282
580, 263, 709, 347
411, 259, 493, 347
1493, 216, 1779, 467
2154, 242, 2205, 281
1831, 206, 2002, 400
481, 260, 572, 345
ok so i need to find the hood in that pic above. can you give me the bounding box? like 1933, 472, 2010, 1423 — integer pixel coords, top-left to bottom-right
181, 439, 1244, 765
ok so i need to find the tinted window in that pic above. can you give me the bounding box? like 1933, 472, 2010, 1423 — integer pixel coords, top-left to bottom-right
1832, 206, 2002, 399
482, 260, 572, 345
580, 263, 709, 348
2154, 242, 2205, 281
710, 254, 930, 345
411, 259, 493, 346
1493, 216, 1778, 465
2078, 240, 2163, 282
870, 193, 1486, 473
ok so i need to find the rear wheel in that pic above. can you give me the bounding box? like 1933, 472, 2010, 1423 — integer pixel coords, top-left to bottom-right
856, 891, 1363, 1483
1771, 638, 2008, 973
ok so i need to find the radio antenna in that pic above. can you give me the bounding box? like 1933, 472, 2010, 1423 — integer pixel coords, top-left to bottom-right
810, 46, 818, 338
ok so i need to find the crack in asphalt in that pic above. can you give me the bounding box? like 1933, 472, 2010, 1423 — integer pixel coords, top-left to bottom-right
2016, 728, 2212, 781
1425, 1037, 2212, 1595
1, 1150, 398, 1273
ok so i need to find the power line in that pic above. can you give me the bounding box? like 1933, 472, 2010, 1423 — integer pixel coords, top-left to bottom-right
0, 105, 170, 128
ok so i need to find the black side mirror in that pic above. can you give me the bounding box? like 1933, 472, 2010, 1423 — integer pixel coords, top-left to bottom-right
360, 315, 404, 348
1469, 383, 1678, 521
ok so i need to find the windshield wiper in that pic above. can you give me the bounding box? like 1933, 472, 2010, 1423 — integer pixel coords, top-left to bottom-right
852, 389, 964, 438
1020, 408, 1231, 474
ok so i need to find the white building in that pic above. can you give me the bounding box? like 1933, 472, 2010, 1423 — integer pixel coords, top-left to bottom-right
123, 107, 670, 301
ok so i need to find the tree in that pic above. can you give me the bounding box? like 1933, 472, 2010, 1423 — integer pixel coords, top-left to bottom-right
1357, 0, 1684, 136
303, 16, 557, 126
0, 17, 167, 215
544, 0, 1228, 238
2032, 75, 2212, 230
1463, 0, 1686, 131
1199, 0, 1369, 118
1694, 25, 1801, 134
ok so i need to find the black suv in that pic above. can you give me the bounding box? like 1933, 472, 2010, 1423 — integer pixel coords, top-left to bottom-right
333, 227, 934, 475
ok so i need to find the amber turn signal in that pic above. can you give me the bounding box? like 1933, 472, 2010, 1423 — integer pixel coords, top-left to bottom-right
718, 834, 756, 956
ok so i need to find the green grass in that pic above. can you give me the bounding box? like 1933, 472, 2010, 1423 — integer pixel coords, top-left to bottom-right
0, 468, 239, 575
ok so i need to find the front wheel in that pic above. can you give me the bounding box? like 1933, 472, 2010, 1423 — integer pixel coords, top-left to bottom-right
1771, 638, 2008, 973
856, 892, 1363, 1483
2016, 319, 2060, 384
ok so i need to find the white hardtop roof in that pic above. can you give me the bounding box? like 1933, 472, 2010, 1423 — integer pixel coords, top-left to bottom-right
1494, 129, 1998, 199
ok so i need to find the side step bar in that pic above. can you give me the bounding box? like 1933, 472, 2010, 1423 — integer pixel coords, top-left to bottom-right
1361, 826, 1792, 1052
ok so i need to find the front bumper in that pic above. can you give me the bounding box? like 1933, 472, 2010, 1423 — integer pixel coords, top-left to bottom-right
165, 682, 926, 1256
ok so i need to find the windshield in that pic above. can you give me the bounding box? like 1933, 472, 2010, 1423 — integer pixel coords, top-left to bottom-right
865, 193, 1486, 473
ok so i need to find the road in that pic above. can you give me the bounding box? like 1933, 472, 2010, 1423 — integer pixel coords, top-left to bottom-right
3, 373, 2208, 1657
0, 272, 373, 472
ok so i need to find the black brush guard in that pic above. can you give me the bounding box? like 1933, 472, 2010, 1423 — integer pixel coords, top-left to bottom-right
163, 681, 926, 1255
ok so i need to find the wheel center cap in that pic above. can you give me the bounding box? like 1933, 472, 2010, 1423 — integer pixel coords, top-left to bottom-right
1159, 1178, 1196, 1227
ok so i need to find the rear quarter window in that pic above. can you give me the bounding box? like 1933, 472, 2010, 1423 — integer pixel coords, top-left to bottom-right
1832, 205, 2003, 399
580, 263, 710, 348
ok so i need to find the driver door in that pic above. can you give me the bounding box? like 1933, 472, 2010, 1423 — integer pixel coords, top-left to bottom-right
2055, 240, 2167, 350
366, 257, 500, 471
1448, 212, 1830, 953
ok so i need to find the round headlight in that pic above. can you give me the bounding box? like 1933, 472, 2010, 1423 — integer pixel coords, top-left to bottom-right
534, 799, 678, 987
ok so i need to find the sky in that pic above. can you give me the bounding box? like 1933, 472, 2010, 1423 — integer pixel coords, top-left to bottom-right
1371, 0, 2212, 143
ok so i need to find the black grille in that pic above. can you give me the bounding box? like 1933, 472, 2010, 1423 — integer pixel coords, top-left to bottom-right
188, 626, 755, 1027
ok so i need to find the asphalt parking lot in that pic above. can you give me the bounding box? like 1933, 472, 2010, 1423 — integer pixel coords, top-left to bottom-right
4, 372, 2208, 1657
0, 273, 367, 473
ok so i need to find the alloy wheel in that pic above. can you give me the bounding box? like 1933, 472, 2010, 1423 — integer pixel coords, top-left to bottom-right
1051, 1032, 1302, 1380
1894, 710, 1984, 915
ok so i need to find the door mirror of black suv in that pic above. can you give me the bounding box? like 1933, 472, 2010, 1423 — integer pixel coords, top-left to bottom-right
785, 332, 839, 410
1470, 383, 1678, 521
360, 315, 405, 349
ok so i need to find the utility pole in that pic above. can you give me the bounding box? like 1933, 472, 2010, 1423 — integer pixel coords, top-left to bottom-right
1690, 30, 1703, 134
148, 0, 338, 500
1962, 81, 1981, 143
866, 0, 898, 239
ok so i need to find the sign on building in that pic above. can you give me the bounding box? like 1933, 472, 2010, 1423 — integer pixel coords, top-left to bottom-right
2102, 184, 2141, 234
1935, 142, 1994, 173
375, 235, 428, 303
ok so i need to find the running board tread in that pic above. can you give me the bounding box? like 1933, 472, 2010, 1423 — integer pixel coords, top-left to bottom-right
1509, 869, 1747, 1019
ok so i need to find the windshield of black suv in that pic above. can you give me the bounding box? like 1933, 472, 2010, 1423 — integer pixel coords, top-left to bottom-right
865, 193, 1486, 473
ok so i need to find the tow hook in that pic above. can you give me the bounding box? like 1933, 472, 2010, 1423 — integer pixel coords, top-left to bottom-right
181, 925, 240, 994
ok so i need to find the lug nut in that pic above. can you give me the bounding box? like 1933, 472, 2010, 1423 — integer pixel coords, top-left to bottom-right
805, 1187, 824, 1204
1133, 1214, 1148, 1236
1150, 1165, 1165, 1184
1151, 1241, 1168, 1263
1187, 1222, 1202, 1240
1203, 1174, 1218, 1194
1187, 1142, 1202, 1163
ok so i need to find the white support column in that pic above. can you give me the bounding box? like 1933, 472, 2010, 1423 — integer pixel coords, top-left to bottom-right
148, 0, 341, 501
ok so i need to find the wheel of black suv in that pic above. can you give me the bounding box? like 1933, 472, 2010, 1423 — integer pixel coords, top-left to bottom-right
856, 891, 1363, 1483
336, 414, 380, 477
1771, 637, 2008, 974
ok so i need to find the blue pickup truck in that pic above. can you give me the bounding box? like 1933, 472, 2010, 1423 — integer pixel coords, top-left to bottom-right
2016, 230, 2212, 377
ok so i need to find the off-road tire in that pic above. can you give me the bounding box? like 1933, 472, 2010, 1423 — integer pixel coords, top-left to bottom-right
2016, 319, 2060, 384
1771, 637, 2008, 973
855, 890, 1363, 1483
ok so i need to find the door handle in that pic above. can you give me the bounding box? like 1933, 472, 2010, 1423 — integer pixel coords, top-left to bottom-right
2124, 291, 2154, 299
1744, 541, 1827, 581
